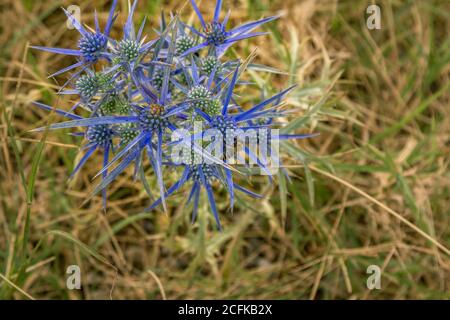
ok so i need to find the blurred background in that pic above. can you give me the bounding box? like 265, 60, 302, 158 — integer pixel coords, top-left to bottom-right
0, 0, 449, 299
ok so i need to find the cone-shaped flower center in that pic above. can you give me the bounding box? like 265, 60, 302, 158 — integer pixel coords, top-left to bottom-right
76, 74, 99, 101
118, 39, 140, 62
86, 124, 112, 146
119, 123, 139, 145
205, 22, 227, 46
176, 36, 196, 56
188, 85, 212, 110
211, 115, 237, 134
201, 56, 221, 75
138, 104, 169, 131
78, 33, 107, 62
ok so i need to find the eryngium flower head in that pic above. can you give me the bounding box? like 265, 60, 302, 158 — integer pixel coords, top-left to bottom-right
101, 93, 121, 114
211, 115, 237, 134
86, 124, 113, 146
188, 85, 212, 110
205, 22, 227, 46
152, 69, 164, 89
30, 0, 117, 77
201, 56, 222, 75
205, 99, 221, 116
117, 101, 132, 115
118, 123, 139, 145
101, 99, 117, 114
118, 39, 141, 62
96, 73, 115, 93
138, 104, 170, 131
176, 36, 196, 56
182, 0, 277, 57
78, 33, 108, 62
181, 146, 204, 166
210, 115, 238, 146
76, 74, 99, 100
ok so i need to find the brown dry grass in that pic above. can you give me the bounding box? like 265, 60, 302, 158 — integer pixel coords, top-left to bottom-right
0, 0, 449, 299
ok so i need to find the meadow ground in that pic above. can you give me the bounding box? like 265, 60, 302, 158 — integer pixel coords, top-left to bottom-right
0, 0, 449, 299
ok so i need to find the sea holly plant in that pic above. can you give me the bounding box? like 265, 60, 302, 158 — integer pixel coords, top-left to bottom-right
31, 0, 316, 230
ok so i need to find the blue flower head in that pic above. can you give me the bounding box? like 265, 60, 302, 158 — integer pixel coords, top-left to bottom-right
142, 66, 316, 228
31, 0, 119, 79
109, 0, 158, 72
31, 0, 317, 230
182, 0, 278, 57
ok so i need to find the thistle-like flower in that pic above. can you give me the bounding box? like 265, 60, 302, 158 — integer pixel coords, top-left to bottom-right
147, 66, 316, 227
181, 0, 278, 57
31, 0, 118, 79
31, 0, 317, 230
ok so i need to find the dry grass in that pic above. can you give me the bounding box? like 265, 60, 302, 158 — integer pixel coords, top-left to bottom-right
0, 0, 449, 299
